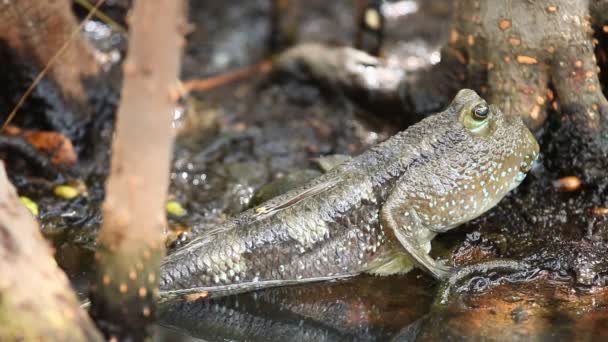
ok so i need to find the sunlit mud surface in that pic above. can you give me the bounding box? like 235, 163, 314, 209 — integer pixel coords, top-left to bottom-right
6, 0, 608, 341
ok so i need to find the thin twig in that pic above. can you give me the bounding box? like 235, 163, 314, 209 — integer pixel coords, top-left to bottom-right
182, 59, 273, 94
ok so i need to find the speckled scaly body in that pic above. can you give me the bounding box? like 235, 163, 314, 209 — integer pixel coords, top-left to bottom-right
159, 89, 539, 297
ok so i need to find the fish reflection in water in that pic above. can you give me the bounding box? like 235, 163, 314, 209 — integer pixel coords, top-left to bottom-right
158, 273, 435, 342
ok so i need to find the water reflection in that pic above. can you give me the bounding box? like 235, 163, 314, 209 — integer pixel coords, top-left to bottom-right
157, 271, 608, 341
158, 273, 436, 342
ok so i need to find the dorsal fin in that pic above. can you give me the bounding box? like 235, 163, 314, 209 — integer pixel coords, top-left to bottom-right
251, 178, 341, 221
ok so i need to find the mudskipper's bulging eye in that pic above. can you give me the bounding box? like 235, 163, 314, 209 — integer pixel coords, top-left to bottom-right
463, 102, 492, 135
472, 103, 489, 121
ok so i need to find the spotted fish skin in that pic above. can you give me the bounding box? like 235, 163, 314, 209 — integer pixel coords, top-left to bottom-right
159, 89, 539, 297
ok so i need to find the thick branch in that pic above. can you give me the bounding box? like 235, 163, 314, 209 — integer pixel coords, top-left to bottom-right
89, 0, 186, 340
0, 162, 102, 341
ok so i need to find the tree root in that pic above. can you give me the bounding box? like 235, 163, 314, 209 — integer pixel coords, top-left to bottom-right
0, 163, 102, 341
275, 0, 608, 134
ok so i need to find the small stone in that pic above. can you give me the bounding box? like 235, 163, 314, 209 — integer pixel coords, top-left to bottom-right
553, 176, 582, 192
119, 283, 128, 293
53, 185, 80, 200
166, 200, 186, 216
591, 207, 608, 216
546, 5, 558, 12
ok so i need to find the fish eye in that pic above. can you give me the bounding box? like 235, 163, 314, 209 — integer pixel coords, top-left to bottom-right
462, 101, 492, 135
472, 103, 489, 121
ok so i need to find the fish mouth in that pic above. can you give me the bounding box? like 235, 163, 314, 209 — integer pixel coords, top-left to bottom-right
513, 152, 539, 187
519, 152, 539, 174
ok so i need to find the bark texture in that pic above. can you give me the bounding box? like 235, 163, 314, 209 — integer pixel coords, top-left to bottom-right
0, 0, 99, 100
450, 0, 606, 131
0, 163, 103, 342
396, 0, 608, 132
88, 0, 186, 340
